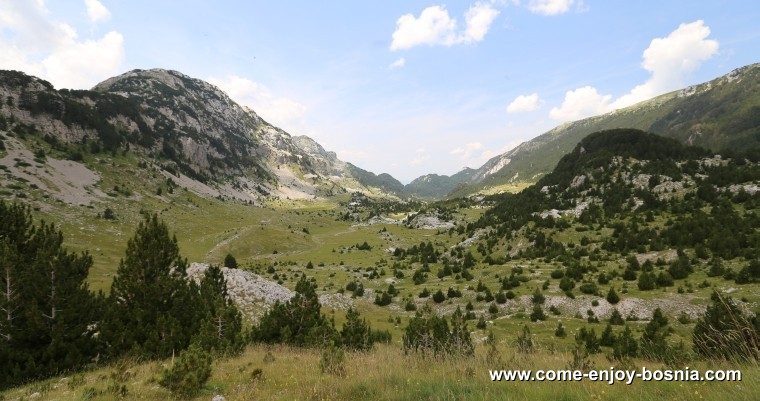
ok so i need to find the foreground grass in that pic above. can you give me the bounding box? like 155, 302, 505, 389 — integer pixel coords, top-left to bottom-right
3, 343, 757, 401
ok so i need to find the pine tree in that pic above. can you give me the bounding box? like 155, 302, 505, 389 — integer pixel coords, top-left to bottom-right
640, 308, 671, 361
612, 325, 638, 360
252, 275, 335, 347
449, 306, 474, 356
600, 324, 615, 346
102, 214, 201, 359
0, 201, 99, 389
609, 309, 625, 325
159, 343, 212, 398
637, 271, 656, 291
193, 265, 244, 356
606, 287, 620, 304
340, 307, 373, 351
223, 253, 238, 269
692, 291, 760, 360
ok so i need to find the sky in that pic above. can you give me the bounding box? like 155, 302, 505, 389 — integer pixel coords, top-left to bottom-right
1, 1, 759, 183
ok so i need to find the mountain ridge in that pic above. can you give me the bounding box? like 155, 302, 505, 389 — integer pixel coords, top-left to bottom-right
0, 68, 409, 203
445, 62, 760, 198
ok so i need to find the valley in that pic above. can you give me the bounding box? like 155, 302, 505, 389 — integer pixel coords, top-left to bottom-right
1, 67, 759, 401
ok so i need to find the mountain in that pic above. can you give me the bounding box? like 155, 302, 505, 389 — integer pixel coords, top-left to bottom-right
0, 68, 406, 203
404, 168, 476, 199
469, 128, 760, 259
451, 63, 760, 197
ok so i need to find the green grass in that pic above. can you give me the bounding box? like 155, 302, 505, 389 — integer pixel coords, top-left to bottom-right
3, 343, 757, 401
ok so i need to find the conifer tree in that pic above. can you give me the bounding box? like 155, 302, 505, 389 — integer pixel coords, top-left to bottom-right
0, 201, 99, 389
606, 287, 620, 304
340, 307, 373, 351
640, 308, 671, 360
612, 326, 638, 360
102, 214, 201, 359
193, 265, 244, 356
252, 275, 335, 346
692, 291, 760, 360
223, 253, 238, 269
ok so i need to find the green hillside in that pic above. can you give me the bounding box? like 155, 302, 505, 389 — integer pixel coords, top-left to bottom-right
451, 63, 760, 198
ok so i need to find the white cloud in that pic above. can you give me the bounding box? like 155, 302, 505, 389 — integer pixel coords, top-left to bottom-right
390, 6, 457, 51
389, 57, 406, 69
85, 0, 111, 23
506, 93, 542, 113
208, 75, 307, 132
527, 0, 576, 15
549, 86, 612, 122
390, 3, 499, 51
450, 142, 484, 159
612, 20, 719, 108
461, 3, 501, 43
549, 20, 719, 122
0, 1, 125, 89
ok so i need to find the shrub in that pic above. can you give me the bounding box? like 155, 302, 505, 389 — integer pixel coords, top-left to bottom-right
103, 207, 116, 220
402, 306, 473, 357
606, 287, 620, 305
640, 308, 671, 361
224, 253, 238, 269
515, 325, 534, 354
374, 292, 392, 306
531, 288, 545, 304
612, 326, 638, 360
159, 344, 212, 398
609, 309, 624, 325
530, 305, 547, 322
692, 291, 760, 361
559, 277, 575, 292
340, 308, 374, 351
579, 282, 598, 295
320, 346, 346, 376
555, 322, 566, 338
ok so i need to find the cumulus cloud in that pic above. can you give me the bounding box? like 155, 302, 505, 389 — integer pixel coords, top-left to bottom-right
549, 20, 719, 122
450, 142, 484, 159
506, 93, 542, 113
389, 57, 406, 69
549, 86, 612, 122
461, 3, 501, 43
207, 75, 307, 132
612, 20, 719, 108
527, 0, 577, 15
85, 0, 111, 23
390, 6, 457, 50
390, 3, 499, 51
0, 1, 124, 89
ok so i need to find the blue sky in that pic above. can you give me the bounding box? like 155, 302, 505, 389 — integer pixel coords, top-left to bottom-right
1, 1, 759, 183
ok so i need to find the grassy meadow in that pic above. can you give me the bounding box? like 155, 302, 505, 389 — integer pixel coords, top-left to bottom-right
2, 343, 757, 401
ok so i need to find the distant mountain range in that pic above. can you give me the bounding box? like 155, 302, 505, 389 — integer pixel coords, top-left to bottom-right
1, 63, 758, 203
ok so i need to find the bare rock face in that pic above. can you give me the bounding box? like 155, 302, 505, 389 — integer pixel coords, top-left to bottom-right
185, 263, 351, 321
186, 263, 294, 320
0, 68, 403, 203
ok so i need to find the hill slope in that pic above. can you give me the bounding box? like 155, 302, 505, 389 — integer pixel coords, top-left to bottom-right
451, 63, 760, 197
0, 69, 406, 203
